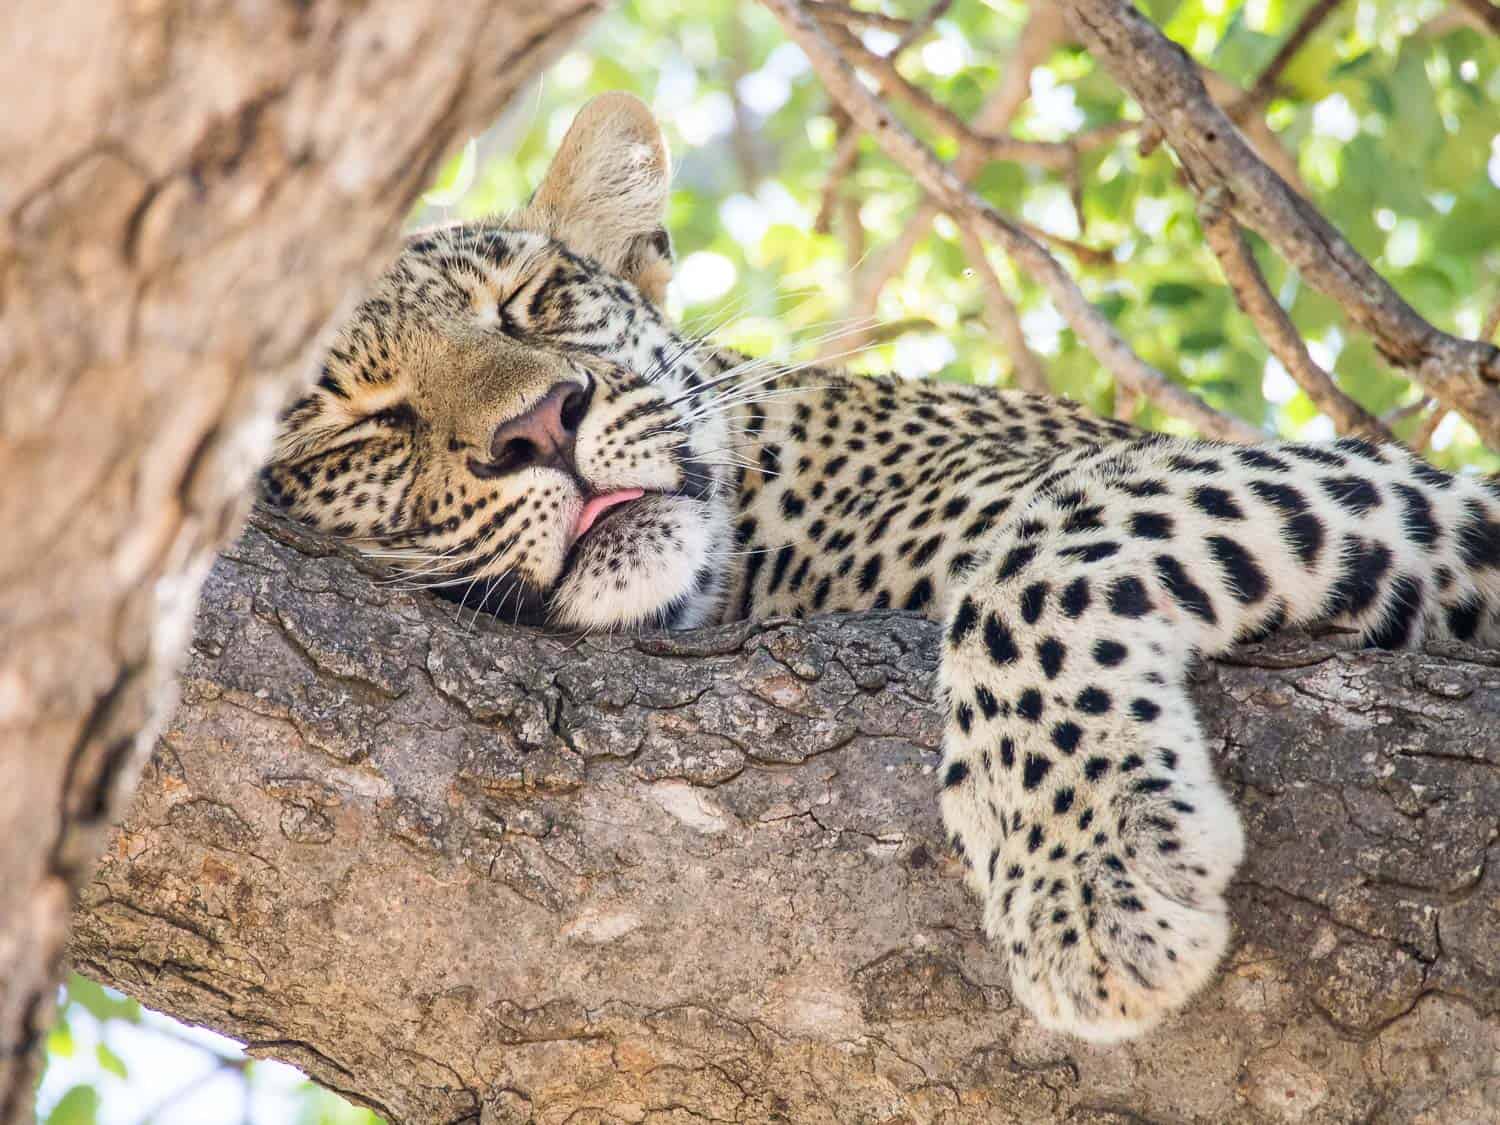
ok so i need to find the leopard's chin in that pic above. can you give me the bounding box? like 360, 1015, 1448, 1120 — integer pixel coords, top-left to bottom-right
547, 493, 727, 631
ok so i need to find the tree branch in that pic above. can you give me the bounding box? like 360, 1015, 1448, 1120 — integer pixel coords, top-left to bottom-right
73, 512, 1500, 1122
1197, 194, 1392, 441
1061, 0, 1500, 449
766, 0, 1264, 441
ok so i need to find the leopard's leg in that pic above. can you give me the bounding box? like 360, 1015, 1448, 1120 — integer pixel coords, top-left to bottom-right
939, 437, 1500, 1041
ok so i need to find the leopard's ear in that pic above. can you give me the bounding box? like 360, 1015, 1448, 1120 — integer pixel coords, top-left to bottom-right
524, 92, 673, 303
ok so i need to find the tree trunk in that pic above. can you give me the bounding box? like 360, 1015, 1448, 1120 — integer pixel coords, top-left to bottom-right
71, 512, 1500, 1124
0, 3, 599, 1116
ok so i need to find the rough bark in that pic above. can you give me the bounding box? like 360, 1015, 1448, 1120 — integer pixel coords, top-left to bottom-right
0, 2, 598, 1115
72, 512, 1500, 1124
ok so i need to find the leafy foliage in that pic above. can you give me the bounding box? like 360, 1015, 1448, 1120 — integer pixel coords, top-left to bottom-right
424, 0, 1500, 466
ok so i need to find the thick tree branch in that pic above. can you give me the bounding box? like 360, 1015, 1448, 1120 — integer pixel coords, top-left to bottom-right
766, 0, 1264, 442
74, 513, 1500, 1122
1061, 0, 1500, 449
0, 1, 599, 1114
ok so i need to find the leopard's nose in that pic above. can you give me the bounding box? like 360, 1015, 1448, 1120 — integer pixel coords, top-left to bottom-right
479, 381, 592, 478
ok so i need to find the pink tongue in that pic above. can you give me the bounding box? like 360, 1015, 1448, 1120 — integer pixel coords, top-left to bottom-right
574, 488, 645, 541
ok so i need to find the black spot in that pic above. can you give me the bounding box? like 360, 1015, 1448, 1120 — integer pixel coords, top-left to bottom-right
910, 534, 944, 569
1286, 444, 1346, 468
1038, 638, 1067, 679
1366, 574, 1423, 649
1456, 500, 1500, 569
1022, 754, 1053, 791
1324, 535, 1393, 619
904, 577, 934, 612
1062, 505, 1106, 534
1235, 448, 1291, 472
1248, 479, 1308, 513
950, 597, 979, 645
1446, 596, 1482, 641
1284, 512, 1326, 567
1027, 825, 1045, 853
1206, 534, 1268, 604
985, 614, 1019, 664
1392, 482, 1440, 548
1168, 455, 1223, 474
1052, 722, 1082, 754
1053, 788, 1076, 814
1129, 512, 1174, 540
779, 490, 806, 519
1190, 485, 1244, 521
1108, 576, 1151, 618
955, 703, 974, 734
944, 760, 971, 788
1059, 541, 1121, 564
1335, 436, 1387, 463
857, 554, 883, 593
1130, 698, 1161, 722
1060, 577, 1091, 618
1320, 475, 1382, 515
999, 737, 1016, 769
997, 544, 1038, 582
1093, 640, 1128, 666
1154, 555, 1217, 624
1084, 757, 1110, 781
1117, 479, 1168, 498
1076, 687, 1111, 714
1020, 582, 1049, 624
1018, 689, 1044, 722
976, 685, 1000, 718
767, 544, 796, 596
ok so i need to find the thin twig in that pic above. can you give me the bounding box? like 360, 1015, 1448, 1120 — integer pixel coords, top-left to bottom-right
956, 221, 1050, 394
1242, 0, 1346, 109
823, 3, 1068, 359
1198, 193, 1390, 440
1414, 407, 1450, 453
813, 2, 950, 238
1453, 0, 1500, 34
1061, 0, 1500, 450
820, 19, 1076, 170
804, 1, 916, 35
766, 0, 1264, 442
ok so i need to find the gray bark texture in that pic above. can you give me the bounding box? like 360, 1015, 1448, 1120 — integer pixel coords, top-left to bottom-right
72, 512, 1500, 1124
0, 2, 598, 1116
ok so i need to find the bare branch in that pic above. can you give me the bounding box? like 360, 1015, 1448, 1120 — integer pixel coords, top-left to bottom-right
804, 1, 916, 35
1197, 194, 1391, 441
1454, 0, 1500, 34
820, 19, 1076, 170
765, 0, 1264, 442
824, 3, 1068, 359
1061, 0, 1500, 449
1241, 0, 1346, 110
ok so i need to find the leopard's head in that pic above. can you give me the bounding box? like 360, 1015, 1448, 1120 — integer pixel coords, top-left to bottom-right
263, 94, 735, 630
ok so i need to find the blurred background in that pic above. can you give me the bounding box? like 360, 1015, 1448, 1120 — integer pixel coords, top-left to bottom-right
38, 0, 1500, 1119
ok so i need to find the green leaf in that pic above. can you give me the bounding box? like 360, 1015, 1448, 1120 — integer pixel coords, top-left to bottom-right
45, 1086, 100, 1125
1179, 330, 1228, 354
1148, 282, 1205, 308
94, 1042, 128, 1080
45, 1019, 73, 1060
65, 977, 140, 1025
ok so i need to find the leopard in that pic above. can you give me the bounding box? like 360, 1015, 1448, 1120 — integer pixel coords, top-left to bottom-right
263, 92, 1500, 1043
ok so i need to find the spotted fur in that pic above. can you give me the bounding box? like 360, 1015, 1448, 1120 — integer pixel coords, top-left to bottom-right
267, 94, 1500, 1042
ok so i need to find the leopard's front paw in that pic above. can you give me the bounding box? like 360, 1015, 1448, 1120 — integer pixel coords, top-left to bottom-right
1000, 875, 1230, 1043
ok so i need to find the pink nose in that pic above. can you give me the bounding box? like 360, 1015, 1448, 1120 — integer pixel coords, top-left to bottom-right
482, 381, 591, 477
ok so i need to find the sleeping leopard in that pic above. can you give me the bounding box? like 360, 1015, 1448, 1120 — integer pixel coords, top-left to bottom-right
264, 93, 1500, 1043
